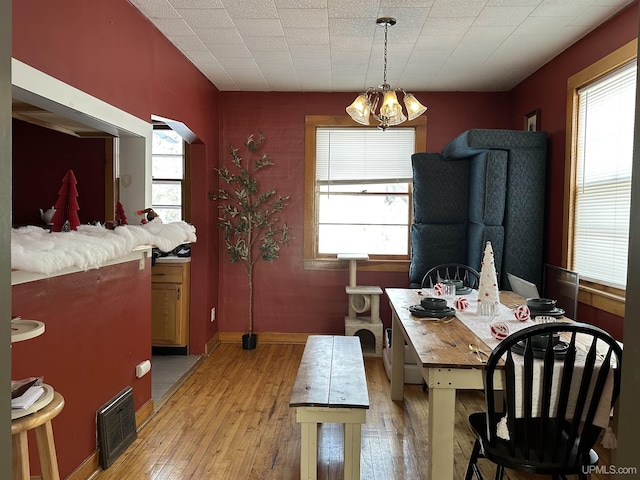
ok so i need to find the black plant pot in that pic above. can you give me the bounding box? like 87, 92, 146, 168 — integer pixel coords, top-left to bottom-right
242, 333, 257, 350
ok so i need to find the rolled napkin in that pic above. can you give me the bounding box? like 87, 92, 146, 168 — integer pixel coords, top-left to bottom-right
490, 321, 510, 341
514, 305, 530, 321
454, 297, 469, 311
433, 283, 444, 296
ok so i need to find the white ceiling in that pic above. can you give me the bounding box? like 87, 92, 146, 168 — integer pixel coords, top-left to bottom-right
129, 0, 635, 93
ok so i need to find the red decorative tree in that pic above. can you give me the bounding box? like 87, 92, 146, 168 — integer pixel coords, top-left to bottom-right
115, 201, 128, 225
50, 169, 81, 232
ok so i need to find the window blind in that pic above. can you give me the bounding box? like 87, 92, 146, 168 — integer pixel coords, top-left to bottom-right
574, 60, 636, 288
316, 128, 414, 184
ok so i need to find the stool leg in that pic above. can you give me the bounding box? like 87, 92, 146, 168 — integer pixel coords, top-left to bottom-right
12, 431, 30, 480
343, 423, 361, 480
34, 421, 60, 480
300, 422, 318, 480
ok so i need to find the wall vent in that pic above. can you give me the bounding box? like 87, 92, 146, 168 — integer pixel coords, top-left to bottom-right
97, 386, 137, 469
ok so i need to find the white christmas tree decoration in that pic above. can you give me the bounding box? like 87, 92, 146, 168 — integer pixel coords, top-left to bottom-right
477, 241, 500, 318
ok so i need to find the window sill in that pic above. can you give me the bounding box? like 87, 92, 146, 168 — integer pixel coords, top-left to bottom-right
303, 258, 410, 273
578, 280, 625, 317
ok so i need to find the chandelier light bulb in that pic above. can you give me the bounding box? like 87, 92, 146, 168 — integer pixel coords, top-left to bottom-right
346, 94, 372, 125
380, 90, 403, 119
403, 93, 428, 121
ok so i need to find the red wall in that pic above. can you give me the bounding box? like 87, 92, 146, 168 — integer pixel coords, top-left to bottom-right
216, 91, 510, 335
12, 1, 221, 476
11, 259, 151, 478
10, 1, 637, 474
12, 0, 221, 356
12, 119, 106, 227
508, 1, 638, 339
509, 2, 638, 264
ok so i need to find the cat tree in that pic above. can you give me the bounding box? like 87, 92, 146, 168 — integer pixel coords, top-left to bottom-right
338, 253, 383, 357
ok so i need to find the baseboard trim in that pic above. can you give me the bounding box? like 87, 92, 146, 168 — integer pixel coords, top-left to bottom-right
206, 331, 220, 354
67, 450, 100, 480
136, 398, 155, 429
219, 331, 311, 344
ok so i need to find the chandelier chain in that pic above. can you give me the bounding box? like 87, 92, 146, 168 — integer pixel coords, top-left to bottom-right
383, 22, 388, 86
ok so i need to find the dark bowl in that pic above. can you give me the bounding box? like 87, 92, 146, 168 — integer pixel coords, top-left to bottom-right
442, 279, 463, 288
526, 297, 557, 311
420, 297, 448, 311
530, 333, 560, 349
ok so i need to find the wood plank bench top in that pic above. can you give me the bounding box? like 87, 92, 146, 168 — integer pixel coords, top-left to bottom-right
289, 335, 369, 409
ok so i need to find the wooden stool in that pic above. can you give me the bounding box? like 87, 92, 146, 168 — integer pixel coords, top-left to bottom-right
11, 392, 65, 480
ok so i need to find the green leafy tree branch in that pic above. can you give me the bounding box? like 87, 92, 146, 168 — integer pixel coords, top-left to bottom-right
209, 133, 292, 334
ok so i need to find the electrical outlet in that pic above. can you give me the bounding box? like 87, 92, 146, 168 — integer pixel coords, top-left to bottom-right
210, 307, 215, 322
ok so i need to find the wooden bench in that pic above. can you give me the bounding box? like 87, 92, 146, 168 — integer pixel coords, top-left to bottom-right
289, 335, 369, 480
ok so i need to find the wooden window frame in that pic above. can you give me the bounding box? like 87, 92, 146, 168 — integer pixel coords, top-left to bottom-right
563, 39, 637, 317
303, 115, 426, 272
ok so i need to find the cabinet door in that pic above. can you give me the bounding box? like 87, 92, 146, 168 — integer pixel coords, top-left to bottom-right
151, 283, 185, 346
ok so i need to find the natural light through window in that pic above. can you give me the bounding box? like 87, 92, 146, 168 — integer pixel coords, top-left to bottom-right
573, 60, 636, 288
315, 128, 414, 257
152, 128, 184, 223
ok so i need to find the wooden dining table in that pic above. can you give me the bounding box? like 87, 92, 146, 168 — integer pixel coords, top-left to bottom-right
386, 288, 524, 480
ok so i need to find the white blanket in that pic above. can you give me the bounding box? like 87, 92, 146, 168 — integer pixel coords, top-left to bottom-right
11, 222, 197, 274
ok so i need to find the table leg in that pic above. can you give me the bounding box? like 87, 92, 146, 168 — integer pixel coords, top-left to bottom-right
390, 311, 405, 400
12, 431, 29, 480
343, 423, 361, 480
300, 421, 318, 480
35, 421, 60, 480
428, 383, 456, 479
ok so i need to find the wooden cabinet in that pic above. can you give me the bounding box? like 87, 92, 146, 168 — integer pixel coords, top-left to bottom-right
151, 262, 190, 347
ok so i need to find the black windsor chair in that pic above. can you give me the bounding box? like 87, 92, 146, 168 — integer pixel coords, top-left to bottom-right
465, 322, 622, 480
420, 263, 481, 289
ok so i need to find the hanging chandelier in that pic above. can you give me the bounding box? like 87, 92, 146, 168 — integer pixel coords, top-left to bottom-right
346, 17, 427, 131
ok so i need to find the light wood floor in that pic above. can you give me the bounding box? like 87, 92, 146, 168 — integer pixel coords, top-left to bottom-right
95, 343, 611, 479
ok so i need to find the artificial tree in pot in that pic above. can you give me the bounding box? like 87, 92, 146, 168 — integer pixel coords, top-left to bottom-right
210, 133, 292, 349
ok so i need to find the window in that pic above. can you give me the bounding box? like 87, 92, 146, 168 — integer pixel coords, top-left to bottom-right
574, 61, 636, 288
152, 127, 185, 222
565, 39, 637, 315
304, 116, 426, 270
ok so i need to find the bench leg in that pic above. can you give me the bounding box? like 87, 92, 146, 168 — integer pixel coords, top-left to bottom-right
343, 423, 362, 480
300, 422, 318, 480
295, 407, 366, 480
